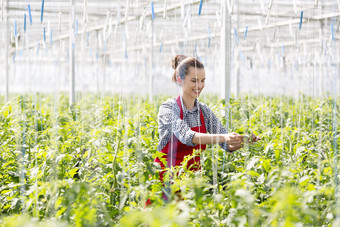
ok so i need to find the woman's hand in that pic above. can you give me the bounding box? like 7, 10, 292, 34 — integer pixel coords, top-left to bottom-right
225, 132, 261, 151
225, 132, 243, 151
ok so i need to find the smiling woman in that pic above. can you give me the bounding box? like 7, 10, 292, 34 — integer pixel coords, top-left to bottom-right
147, 55, 260, 204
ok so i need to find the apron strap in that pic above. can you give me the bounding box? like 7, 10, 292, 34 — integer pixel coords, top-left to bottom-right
176, 96, 183, 119
176, 95, 206, 131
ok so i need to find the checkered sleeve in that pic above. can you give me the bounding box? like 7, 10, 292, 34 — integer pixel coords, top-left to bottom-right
200, 103, 230, 152
157, 99, 196, 151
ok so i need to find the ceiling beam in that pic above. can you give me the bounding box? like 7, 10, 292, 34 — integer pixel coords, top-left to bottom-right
104, 11, 339, 54
8, 3, 339, 56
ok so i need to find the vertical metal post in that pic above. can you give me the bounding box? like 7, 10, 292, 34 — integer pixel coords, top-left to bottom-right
5, 0, 9, 102
221, 0, 231, 130
96, 31, 99, 94
1, 0, 4, 21
69, 0, 76, 106
149, 20, 154, 103
236, 0, 240, 98
332, 36, 339, 219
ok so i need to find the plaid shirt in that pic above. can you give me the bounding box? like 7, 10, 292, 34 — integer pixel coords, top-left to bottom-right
157, 97, 229, 152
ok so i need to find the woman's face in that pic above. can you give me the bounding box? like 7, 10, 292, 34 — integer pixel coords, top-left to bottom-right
181, 67, 205, 99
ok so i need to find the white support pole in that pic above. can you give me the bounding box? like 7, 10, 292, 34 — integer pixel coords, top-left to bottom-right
69, 0, 76, 106
1, 0, 4, 21
221, 0, 231, 130
149, 20, 154, 103
96, 31, 99, 94
5, 0, 8, 103
236, 0, 240, 98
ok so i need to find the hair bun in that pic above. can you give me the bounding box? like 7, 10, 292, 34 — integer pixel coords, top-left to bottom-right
171, 55, 187, 70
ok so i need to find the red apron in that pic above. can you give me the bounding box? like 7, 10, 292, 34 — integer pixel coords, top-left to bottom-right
145, 96, 207, 206
154, 96, 207, 183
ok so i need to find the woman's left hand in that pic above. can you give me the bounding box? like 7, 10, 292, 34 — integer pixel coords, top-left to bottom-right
225, 132, 243, 151
227, 132, 260, 151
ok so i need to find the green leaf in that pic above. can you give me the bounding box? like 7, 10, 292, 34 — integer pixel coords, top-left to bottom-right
56, 206, 67, 218
274, 149, 280, 160
248, 170, 260, 177
262, 159, 271, 172
55, 197, 63, 210
69, 168, 79, 178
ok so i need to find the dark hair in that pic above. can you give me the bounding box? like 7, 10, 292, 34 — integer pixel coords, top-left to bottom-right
171, 55, 204, 84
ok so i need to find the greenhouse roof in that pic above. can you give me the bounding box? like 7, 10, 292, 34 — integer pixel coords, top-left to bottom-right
1, 0, 339, 66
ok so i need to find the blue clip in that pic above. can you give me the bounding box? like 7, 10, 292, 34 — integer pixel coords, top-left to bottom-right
299, 11, 303, 30
24, 14, 26, 33
43, 27, 46, 42
41, 0, 45, 23
198, 0, 203, 15
14, 20, 17, 37
244, 26, 248, 39
234, 28, 239, 42
28, 4, 32, 25
151, 2, 155, 20
331, 23, 334, 41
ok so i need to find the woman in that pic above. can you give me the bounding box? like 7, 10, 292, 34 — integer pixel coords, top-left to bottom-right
150, 55, 260, 203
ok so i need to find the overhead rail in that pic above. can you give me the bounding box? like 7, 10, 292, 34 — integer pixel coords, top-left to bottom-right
104, 11, 339, 55
9, 11, 340, 56
8, 0, 203, 54
8, 0, 338, 55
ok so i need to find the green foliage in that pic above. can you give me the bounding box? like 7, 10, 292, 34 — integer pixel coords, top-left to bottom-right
0, 93, 339, 226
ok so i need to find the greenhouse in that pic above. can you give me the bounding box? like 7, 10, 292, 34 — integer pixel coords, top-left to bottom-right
0, 0, 339, 226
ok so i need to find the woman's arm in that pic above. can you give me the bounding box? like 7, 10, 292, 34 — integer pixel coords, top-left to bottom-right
192, 132, 225, 145
199, 103, 246, 151
192, 132, 243, 151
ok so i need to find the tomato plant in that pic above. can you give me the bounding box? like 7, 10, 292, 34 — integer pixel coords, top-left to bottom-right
0, 94, 339, 226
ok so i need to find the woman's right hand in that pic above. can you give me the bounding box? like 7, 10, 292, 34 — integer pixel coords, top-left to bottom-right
225, 132, 243, 151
